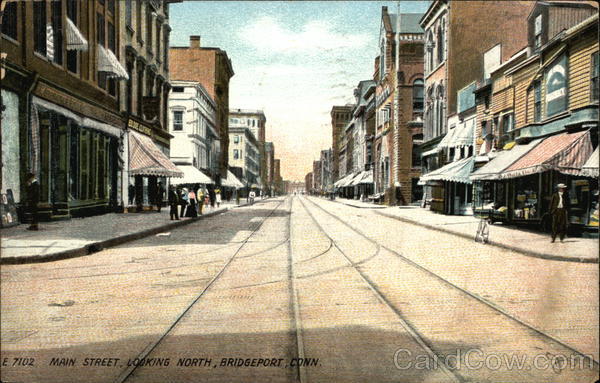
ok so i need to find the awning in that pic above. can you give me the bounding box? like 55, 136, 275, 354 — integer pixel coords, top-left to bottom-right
221, 170, 244, 189
438, 120, 474, 149
500, 130, 593, 179
348, 172, 364, 186
340, 172, 358, 187
349, 170, 374, 186
128, 130, 183, 178
580, 148, 598, 178
334, 173, 353, 188
66, 18, 88, 51
419, 156, 475, 185
422, 147, 440, 157
471, 139, 543, 181
170, 166, 213, 185
98, 44, 129, 80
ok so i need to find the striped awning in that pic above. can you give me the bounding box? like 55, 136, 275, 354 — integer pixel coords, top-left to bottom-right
500, 130, 593, 179
579, 147, 598, 178
128, 131, 183, 178
66, 18, 88, 51
98, 44, 129, 80
420, 156, 475, 185
471, 139, 542, 181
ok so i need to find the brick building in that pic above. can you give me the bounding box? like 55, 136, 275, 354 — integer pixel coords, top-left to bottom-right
331, 105, 353, 182
169, 36, 234, 182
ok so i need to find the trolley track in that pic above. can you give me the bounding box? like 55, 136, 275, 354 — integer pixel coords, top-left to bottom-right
299, 196, 600, 378
114, 197, 292, 383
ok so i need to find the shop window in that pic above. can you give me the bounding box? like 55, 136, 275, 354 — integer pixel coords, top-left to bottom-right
413, 79, 424, 112
173, 111, 183, 131
513, 174, 540, 220
592, 51, 599, 102
51, 0, 63, 65
69, 125, 79, 200
545, 54, 568, 117
1, 1, 18, 40
533, 81, 542, 122
33, 0, 47, 55
80, 130, 89, 200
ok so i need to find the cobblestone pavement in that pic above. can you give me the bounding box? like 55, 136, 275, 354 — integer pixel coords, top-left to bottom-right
332, 197, 598, 262
0, 196, 597, 383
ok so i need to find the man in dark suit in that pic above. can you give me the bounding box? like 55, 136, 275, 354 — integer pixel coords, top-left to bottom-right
25, 172, 40, 231
168, 185, 179, 220
156, 181, 165, 212
549, 183, 570, 242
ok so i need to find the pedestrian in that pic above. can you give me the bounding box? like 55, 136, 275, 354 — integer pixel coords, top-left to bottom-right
187, 188, 198, 218
168, 185, 180, 220
249, 190, 256, 205
128, 183, 135, 205
25, 172, 40, 231
216, 188, 222, 208
156, 181, 165, 212
196, 185, 204, 215
180, 187, 189, 217
549, 183, 570, 243
209, 188, 216, 208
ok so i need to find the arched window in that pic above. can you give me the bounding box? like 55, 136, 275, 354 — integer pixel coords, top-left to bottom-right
413, 79, 424, 112
427, 32, 434, 72
435, 85, 445, 136
437, 20, 445, 64
380, 38, 386, 76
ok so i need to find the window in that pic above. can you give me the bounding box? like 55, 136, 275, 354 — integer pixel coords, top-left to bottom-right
1, 1, 17, 40
592, 51, 599, 102
457, 82, 476, 113
533, 80, 542, 122
108, 22, 115, 52
545, 54, 568, 117
172, 87, 184, 92
380, 38, 386, 77
426, 32, 434, 72
437, 21, 445, 64
126, 0, 132, 27
413, 79, 424, 112
51, 0, 63, 64
534, 14, 542, 50
233, 149, 239, 160
107, 0, 115, 15
33, 0, 47, 55
66, 0, 78, 73
156, 21, 162, 60
234, 135, 240, 144
146, 6, 153, 53
173, 111, 183, 131
501, 113, 514, 133
136, 0, 143, 39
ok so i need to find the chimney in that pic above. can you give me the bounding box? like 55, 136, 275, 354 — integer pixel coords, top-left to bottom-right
190, 35, 201, 49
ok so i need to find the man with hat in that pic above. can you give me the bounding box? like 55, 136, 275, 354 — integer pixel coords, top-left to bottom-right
549, 183, 570, 242
25, 172, 40, 231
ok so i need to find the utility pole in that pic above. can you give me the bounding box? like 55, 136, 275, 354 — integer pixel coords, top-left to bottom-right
393, 0, 401, 199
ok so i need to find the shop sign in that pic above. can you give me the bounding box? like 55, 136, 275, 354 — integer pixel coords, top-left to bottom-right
127, 118, 153, 136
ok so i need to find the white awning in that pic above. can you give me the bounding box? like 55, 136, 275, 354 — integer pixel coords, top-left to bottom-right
97, 45, 129, 80
438, 120, 474, 149
170, 166, 213, 185
420, 157, 475, 185
66, 18, 88, 51
222, 170, 244, 189
580, 148, 598, 178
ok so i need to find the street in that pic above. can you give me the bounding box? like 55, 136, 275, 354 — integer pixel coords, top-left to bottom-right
1, 196, 598, 383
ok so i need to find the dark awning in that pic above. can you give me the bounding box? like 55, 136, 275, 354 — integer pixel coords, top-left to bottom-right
128, 131, 183, 178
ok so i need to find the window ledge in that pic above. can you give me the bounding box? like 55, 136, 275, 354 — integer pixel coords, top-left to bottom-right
1, 34, 19, 46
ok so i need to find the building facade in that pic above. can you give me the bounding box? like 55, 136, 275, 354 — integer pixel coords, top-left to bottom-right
331, 105, 353, 182
167, 80, 219, 186
228, 126, 260, 191
229, 109, 266, 191
264, 141, 275, 195
419, 0, 535, 215
1, 0, 181, 221
169, 35, 234, 182
471, 4, 598, 232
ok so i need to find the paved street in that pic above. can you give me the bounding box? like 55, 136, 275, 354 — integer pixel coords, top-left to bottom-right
1, 196, 598, 383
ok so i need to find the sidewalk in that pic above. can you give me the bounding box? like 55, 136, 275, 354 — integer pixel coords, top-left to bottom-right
330, 197, 599, 263
0, 200, 258, 264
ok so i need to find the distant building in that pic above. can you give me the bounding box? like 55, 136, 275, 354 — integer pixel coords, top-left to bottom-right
264, 142, 275, 194
168, 80, 219, 184
169, 36, 234, 182
331, 105, 353, 182
228, 126, 260, 190
229, 109, 267, 191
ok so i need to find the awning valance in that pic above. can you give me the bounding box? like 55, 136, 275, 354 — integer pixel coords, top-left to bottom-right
471, 139, 542, 181
438, 120, 474, 149
170, 166, 213, 185
66, 18, 88, 51
500, 130, 593, 179
128, 130, 183, 178
420, 156, 475, 185
221, 170, 244, 189
580, 148, 598, 178
98, 44, 129, 80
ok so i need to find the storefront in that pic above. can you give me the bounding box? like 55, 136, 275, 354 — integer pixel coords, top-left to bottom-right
29, 97, 123, 219
578, 148, 598, 229
419, 156, 474, 215
128, 130, 183, 211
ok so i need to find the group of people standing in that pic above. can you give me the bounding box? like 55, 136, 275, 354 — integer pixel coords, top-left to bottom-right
167, 184, 222, 221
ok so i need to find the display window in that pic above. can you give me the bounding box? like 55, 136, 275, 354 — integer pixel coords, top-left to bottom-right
513, 174, 540, 220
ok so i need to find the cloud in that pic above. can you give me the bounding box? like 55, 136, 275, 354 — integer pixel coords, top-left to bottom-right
238, 16, 369, 54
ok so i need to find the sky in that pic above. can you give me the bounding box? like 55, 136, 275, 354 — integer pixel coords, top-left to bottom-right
170, 1, 431, 181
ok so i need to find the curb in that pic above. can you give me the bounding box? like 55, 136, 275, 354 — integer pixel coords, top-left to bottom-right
1, 208, 230, 265
375, 210, 598, 264
329, 198, 387, 209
